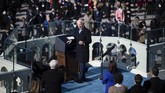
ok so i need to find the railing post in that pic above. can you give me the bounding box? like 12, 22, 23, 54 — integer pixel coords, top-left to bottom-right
146, 30, 151, 72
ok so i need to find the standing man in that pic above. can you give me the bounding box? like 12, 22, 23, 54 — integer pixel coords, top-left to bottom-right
143, 66, 165, 93
41, 59, 64, 93
67, 19, 92, 83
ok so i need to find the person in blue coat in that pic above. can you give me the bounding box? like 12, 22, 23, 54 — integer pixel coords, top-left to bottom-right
102, 57, 118, 93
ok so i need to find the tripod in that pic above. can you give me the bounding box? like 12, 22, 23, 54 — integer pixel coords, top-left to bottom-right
97, 40, 116, 80
95, 26, 104, 80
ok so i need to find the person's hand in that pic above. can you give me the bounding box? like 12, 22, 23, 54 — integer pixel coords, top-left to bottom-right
67, 40, 72, 44
78, 40, 84, 45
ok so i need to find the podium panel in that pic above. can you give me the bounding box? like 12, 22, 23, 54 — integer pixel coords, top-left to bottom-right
55, 35, 78, 81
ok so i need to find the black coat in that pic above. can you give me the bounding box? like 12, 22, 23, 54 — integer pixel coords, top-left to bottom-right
73, 27, 92, 63
128, 84, 147, 93
49, 12, 56, 21
41, 69, 64, 93
0, 14, 10, 29
143, 77, 165, 93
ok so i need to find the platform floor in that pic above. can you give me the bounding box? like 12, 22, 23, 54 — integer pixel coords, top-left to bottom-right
62, 62, 148, 93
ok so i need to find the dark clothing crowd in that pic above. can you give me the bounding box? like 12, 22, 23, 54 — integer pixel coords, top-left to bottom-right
1, 0, 165, 55
0, 0, 165, 93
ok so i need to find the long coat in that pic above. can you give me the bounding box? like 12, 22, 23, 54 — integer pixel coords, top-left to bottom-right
143, 77, 165, 93
73, 26, 92, 63
128, 84, 147, 93
41, 69, 64, 93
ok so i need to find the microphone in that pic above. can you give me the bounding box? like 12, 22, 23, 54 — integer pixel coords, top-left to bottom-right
95, 44, 116, 60
101, 44, 116, 58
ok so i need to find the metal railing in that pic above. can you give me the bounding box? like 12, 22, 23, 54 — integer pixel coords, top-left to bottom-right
0, 68, 31, 93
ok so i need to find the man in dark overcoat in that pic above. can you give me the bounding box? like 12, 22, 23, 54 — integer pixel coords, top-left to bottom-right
41, 59, 64, 93
67, 19, 92, 83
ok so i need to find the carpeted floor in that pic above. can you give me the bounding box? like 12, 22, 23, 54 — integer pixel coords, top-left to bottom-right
62, 67, 148, 93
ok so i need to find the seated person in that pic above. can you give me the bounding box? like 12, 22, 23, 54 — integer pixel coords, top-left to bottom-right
128, 74, 147, 93
108, 72, 127, 93
41, 59, 64, 93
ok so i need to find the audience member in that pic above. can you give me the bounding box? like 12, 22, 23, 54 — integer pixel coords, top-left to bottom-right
124, 1, 131, 25
43, 15, 50, 37
110, 0, 116, 9
29, 78, 41, 93
143, 66, 165, 93
146, 0, 155, 15
103, 2, 111, 19
102, 57, 118, 93
29, 60, 50, 93
41, 59, 64, 93
0, 32, 8, 54
136, 0, 144, 12
150, 17, 160, 43
115, 1, 126, 37
100, 21, 113, 36
84, 11, 93, 33
108, 72, 127, 93
131, 16, 140, 41
73, 2, 81, 19
88, 0, 94, 11
49, 8, 56, 21
92, 7, 103, 35
155, 0, 164, 16
138, 20, 146, 44
115, 1, 125, 23
128, 74, 147, 93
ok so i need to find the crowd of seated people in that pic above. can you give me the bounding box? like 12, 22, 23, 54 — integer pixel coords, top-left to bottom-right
1, 0, 165, 53
0, 0, 25, 54
25, 0, 165, 42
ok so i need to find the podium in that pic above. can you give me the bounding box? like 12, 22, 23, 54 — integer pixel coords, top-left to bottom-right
55, 35, 78, 81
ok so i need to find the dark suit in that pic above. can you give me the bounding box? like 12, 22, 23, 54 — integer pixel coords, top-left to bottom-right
73, 3, 81, 19
41, 69, 64, 93
93, 9, 103, 34
143, 77, 165, 93
73, 26, 92, 81
37, 12, 46, 24
49, 12, 56, 21
128, 84, 147, 93
0, 14, 10, 30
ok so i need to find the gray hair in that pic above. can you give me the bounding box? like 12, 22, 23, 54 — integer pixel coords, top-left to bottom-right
49, 60, 58, 69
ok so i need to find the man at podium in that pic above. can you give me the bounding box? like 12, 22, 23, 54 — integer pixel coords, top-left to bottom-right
67, 19, 92, 83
